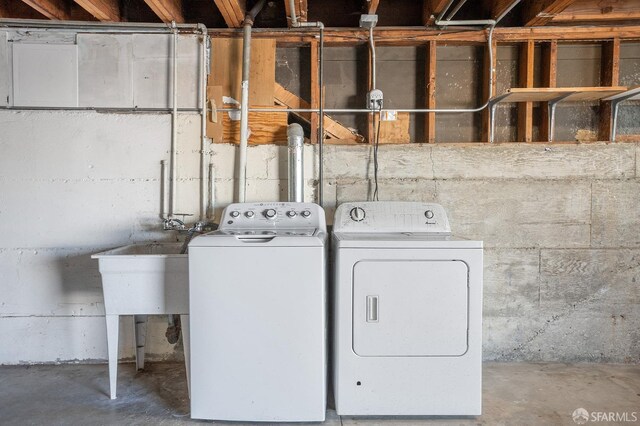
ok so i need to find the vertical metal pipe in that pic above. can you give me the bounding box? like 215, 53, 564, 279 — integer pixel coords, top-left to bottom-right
199, 25, 209, 221
238, 22, 251, 202
611, 100, 619, 142
208, 164, 215, 220
369, 26, 376, 90
318, 25, 324, 206
160, 160, 168, 218
170, 22, 179, 216
288, 0, 298, 26
287, 123, 305, 202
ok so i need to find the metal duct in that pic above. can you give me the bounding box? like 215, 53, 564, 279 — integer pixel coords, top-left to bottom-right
287, 123, 305, 203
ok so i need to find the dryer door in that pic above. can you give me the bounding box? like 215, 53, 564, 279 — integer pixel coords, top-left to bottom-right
352, 260, 468, 357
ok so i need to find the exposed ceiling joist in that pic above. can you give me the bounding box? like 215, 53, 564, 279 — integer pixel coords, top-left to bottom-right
0, 0, 46, 18
491, 0, 518, 19
367, 0, 379, 14
552, 0, 640, 23
143, 0, 184, 23
423, 0, 450, 25
19, 0, 70, 19
284, 0, 307, 25
214, 0, 245, 28
523, 0, 577, 26
73, 0, 118, 21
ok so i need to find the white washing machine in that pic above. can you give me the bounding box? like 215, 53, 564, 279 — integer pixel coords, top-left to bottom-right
333, 201, 483, 416
188, 202, 327, 422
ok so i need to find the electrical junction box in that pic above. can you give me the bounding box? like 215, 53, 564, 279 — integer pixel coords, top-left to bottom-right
359, 14, 378, 28
367, 89, 384, 110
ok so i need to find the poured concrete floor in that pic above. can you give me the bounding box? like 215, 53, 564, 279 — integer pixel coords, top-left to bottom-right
1, 362, 639, 425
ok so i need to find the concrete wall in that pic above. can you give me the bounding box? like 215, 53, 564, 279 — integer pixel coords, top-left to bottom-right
1, 29, 639, 364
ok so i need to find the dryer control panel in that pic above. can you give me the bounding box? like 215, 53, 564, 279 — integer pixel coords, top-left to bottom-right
333, 201, 450, 234
219, 202, 326, 232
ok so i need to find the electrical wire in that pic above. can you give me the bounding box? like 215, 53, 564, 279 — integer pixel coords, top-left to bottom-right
372, 106, 382, 202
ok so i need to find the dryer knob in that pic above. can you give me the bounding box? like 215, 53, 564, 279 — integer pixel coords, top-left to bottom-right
264, 209, 277, 219
245, 211, 255, 218
230, 211, 240, 218
425, 210, 434, 219
350, 207, 366, 222
301, 210, 311, 218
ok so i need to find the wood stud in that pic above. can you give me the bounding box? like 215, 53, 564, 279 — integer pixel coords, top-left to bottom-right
540, 40, 558, 141
517, 40, 535, 142
425, 40, 437, 143
599, 38, 621, 141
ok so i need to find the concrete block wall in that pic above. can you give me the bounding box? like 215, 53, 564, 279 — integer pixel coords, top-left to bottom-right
208, 142, 640, 363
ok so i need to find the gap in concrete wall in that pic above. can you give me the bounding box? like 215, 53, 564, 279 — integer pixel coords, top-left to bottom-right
276, 42, 640, 143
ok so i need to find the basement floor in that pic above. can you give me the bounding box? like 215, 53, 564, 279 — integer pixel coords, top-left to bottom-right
0, 362, 639, 425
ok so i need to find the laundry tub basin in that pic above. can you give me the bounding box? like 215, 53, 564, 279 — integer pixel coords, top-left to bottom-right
92, 243, 188, 315
92, 243, 190, 400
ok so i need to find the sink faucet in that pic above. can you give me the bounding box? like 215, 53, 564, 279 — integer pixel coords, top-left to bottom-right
163, 217, 187, 231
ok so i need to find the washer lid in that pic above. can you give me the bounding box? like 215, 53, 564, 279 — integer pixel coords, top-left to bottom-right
333, 232, 482, 249
189, 230, 326, 247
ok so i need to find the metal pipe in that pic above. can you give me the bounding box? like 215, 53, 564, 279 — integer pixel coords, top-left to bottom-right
170, 21, 179, 217
611, 100, 620, 142
369, 26, 376, 90
160, 160, 168, 219
445, 0, 469, 21
1, 106, 202, 112
237, 0, 267, 203
208, 164, 215, 220
198, 24, 209, 221
435, 19, 496, 26
318, 24, 324, 206
287, 123, 305, 202
0, 18, 203, 32
288, 0, 298, 26
495, 0, 522, 23
436, 0, 457, 22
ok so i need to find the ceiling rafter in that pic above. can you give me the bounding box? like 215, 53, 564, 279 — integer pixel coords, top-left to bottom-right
366, 0, 379, 14
213, 0, 245, 28
423, 0, 450, 25
143, 0, 184, 23
523, 0, 578, 26
19, 0, 71, 19
73, 0, 119, 21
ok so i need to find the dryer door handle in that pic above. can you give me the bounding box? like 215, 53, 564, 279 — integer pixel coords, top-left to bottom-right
366, 295, 379, 322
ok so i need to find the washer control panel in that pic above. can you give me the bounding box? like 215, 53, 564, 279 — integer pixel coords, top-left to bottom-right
219, 202, 326, 232
334, 201, 451, 233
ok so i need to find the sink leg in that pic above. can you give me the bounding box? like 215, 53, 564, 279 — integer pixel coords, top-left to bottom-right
134, 315, 148, 371
106, 314, 119, 400
180, 314, 191, 398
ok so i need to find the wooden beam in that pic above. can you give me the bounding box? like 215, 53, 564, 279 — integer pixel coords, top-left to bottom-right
283, 0, 307, 25
540, 40, 558, 141
20, 0, 70, 19
367, 0, 379, 14
274, 83, 363, 142
310, 40, 319, 143
523, 0, 578, 27
367, 46, 374, 144
423, 0, 450, 25
209, 25, 640, 46
425, 40, 437, 143
517, 40, 535, 142
599, 38, 621, 141
492, 0, 518, 19
553, 0, 640, 23
73, 0, 118, 21
213, 0, 245, 28
481, 36, 497, 142
143, 0, 183, 22
0, 0, 46, 18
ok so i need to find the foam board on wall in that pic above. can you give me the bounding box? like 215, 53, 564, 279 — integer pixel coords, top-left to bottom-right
78, 34, 134, 108
12, 43, 79, 107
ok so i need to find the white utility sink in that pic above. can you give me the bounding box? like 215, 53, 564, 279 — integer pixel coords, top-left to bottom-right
92, 243, 190, 399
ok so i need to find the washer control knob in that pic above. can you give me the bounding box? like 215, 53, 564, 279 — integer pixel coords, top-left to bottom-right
286, 210, 297, 218
230, 211, 240, 218
264, 209, 277, 219
350, 207, 366, 222
301, 210, 311, 218
245, 211, 255, 218
425, 210, 434, 219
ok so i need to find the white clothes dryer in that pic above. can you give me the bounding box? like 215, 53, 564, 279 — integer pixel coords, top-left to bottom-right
332, 201, 483, 416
